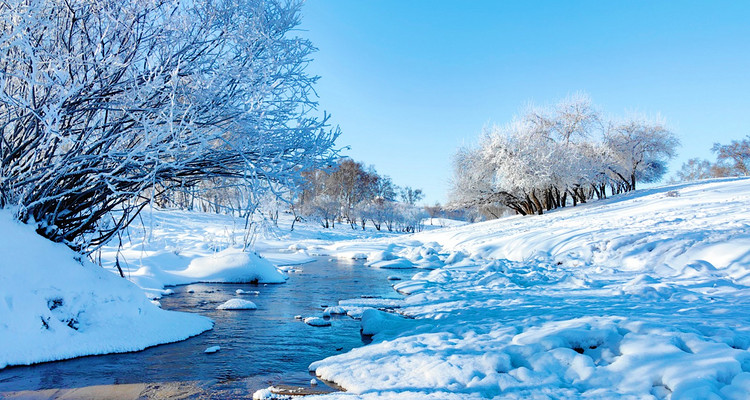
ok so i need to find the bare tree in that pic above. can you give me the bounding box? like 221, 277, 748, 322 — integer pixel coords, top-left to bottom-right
424, 202, 442, 225
671, 158, 715, 183
712, 136, 750, 176
400, 187, 424, 206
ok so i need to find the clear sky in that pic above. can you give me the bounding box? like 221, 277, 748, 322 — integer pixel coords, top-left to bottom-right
298, 0, 750, 205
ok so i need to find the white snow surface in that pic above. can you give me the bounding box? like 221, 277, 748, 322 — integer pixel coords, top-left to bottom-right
204, 345, 221, 354
97, 208, 399, 298
0, 211, 213, 369
216, 299, 257, 310
305, 179, 750, 400
304, 317, 332, 327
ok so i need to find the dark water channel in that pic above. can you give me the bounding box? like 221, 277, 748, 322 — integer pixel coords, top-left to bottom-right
0, 257, 414, 397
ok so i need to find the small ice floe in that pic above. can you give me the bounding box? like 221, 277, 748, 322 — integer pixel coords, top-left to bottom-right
217, 299, 257, 310
235, 289, 260, 295
187, 289, 195, 293
204, 346, 221, 353
387, 275, 401, 281
150, 300, 162, 308
323, 306, 347, 316
163, 289, 175, 295
294, 315, 303, 320
310, 378, 318, 386
304, 317, 331, 327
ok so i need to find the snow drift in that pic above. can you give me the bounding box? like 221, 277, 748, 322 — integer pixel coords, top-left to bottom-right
0, 211, 213, 369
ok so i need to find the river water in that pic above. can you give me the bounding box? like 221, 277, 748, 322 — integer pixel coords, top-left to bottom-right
0, 257, 414, 397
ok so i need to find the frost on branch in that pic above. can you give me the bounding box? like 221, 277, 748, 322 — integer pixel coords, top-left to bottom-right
0, 0, 337, 251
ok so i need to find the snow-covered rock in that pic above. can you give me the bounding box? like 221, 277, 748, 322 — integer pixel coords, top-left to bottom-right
322, 306, 347, 316
304, 317, 331, 327
216, 299, 257, 310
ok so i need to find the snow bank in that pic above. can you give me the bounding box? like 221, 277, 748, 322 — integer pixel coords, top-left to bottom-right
308, 179, 750, 399
0, 211, 213, 369
174, 249, 286, 284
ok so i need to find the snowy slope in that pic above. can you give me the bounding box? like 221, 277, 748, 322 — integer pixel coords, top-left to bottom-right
302, 178, 750, 400
0, 211, 213, 369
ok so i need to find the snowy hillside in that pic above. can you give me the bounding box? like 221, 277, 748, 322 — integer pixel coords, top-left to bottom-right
0, 211, 213, 369
298, 178, 750, 400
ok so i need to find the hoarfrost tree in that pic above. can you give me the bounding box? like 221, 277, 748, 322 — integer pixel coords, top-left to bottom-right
449, 95, 679, 217
605, 116, 679, 191
0, 0, 337, 252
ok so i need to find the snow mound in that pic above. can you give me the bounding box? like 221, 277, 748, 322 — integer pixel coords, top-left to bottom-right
304, 317, 331, 327
323, 306, 347, 316
0, 211, 212, 369
217, 299, 257, 310
175, 249, 287, 284
359, 309, 415, 337
252, 387, 290, 399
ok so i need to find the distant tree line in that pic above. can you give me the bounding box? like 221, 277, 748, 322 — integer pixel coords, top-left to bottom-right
449, 94, 680, 217
296, 159, 427, 232
672, 136, 750, 182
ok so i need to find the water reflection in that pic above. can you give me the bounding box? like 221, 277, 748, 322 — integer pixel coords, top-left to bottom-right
0, 257, 414, 395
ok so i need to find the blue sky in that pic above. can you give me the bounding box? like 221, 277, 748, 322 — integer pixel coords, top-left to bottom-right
298, 0, 750, 205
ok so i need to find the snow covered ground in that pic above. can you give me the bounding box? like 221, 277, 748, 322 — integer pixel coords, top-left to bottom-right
0, 211, 213, 369
4, 178, 750, 400
294, 178, 750, 400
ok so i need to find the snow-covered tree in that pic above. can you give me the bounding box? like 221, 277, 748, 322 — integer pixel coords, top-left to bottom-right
0, 0, 337, 251
449, 96, 679, 217
605, 116, 679, 191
